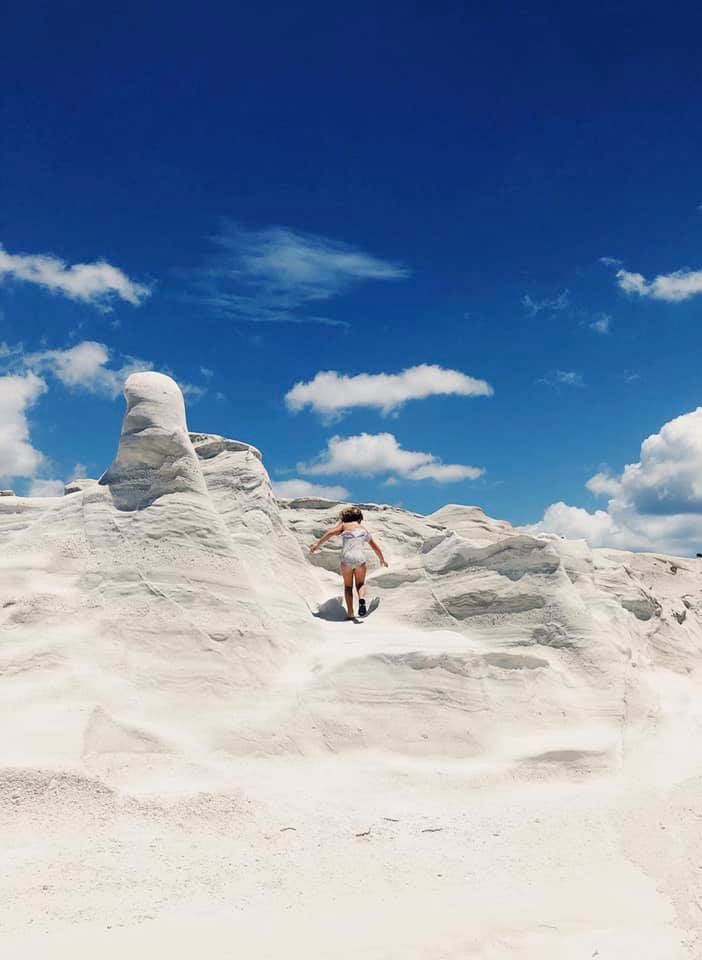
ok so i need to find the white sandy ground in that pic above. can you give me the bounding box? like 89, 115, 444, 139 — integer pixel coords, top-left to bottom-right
2, 372, 702, 957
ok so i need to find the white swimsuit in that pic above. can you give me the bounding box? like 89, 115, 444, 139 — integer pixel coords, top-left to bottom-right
340, 527, 372, 567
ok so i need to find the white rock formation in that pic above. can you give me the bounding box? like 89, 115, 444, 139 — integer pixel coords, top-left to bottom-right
99, 371, 210, 509
1, 372, 701, 958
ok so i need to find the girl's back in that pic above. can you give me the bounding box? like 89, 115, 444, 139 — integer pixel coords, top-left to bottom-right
339, 523, 371, 565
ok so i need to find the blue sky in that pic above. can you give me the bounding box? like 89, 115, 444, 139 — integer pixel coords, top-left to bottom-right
3, 2, 702, 553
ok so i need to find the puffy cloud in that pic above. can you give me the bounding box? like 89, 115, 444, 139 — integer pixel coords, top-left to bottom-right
0, 243, 149, 308
285, 364, 494, 418
0, 371, 47, 480
195, 221, 409, 326
616, 269, 648, 296
616, 267, 702, 303
272, 478, 349, 500
621, 407, 702, 515
529, 406, 702, 555
5, 339, 207, 404
585, 471, 621, 496
25, 341, 153, 398
298, 432, 483, 484
20, 340, 204, 401
530, 502, 621, 547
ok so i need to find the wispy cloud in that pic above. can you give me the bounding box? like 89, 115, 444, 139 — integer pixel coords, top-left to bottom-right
522, 289, 569, 318
193, 221, 410, 326
0, 243, 150, 310
589, 313, 611, 334
298, 432, 483, 484
538, 369, 584, 388
285, 364, 494, 419
616, 266, 702, 303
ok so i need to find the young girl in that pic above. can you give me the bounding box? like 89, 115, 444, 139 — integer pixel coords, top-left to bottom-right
309, 507, 388, 620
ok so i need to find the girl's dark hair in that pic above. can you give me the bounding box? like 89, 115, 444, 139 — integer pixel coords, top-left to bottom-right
340, 506, 363, 523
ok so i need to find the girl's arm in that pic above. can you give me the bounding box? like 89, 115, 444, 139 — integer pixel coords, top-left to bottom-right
369, 537, 389, 567
309, 522, 343, 553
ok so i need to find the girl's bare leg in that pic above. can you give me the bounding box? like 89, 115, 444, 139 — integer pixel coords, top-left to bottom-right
354, 563, 367, 600
341, 564, 355, 619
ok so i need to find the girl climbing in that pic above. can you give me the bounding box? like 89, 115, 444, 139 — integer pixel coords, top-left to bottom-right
309, 507, 388, 620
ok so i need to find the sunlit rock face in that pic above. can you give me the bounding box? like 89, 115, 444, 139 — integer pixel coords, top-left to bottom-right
100, 372, 209, 510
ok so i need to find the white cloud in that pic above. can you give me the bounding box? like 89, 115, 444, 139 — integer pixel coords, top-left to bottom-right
0, 372, 47, 480
27, 478, 65, 497
599, 256, 623, 267
529, 502, 621, 546
25, 341, 153, 398
589, 313, 611, 334
298, 432, 483, 484
23, 342, 207, 402
585, 471, 621, 497
616, 267, 702, 303
529, 406, 702, 554
285, 364, 494, 418
0, 243, 149, 309
405, 461, 483, 482
195, 221, 409, 326
522, 290, 569, 317
26, 462, 90, 498
616, 269, 648, 296
272, 478, 349, 500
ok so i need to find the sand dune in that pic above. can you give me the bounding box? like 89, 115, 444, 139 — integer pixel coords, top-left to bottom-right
2, 372, 701, 957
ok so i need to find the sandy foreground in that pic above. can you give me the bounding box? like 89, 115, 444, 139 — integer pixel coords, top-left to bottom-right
2, 747, 700, 958
2, 372, 702, 957
3, 613, 701, 958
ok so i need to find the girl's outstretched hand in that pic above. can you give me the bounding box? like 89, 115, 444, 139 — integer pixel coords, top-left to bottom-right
381, 559, 389, 567
309, 544, 317, 553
